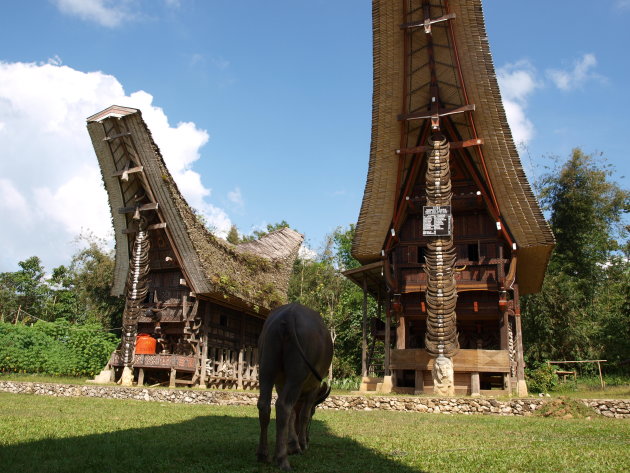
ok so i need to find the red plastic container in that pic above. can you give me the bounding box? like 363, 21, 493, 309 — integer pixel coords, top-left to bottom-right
135, 333, 157, 354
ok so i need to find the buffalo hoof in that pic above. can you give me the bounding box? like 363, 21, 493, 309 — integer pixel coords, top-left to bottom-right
287, 442, 302, 456
277, 458, 292, 471
256, 453, 270, 463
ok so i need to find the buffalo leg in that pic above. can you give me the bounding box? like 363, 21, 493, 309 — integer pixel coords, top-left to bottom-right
287, 404, 302, 455
296, 400, 313, 452
275, 381, 302, 471
256, 377, 273, 462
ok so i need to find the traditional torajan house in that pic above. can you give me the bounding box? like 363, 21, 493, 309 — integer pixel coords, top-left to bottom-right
345, 0, 554, 396
87, 105, 303, 388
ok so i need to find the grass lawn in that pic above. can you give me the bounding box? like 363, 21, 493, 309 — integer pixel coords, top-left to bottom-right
0, 393, 628, 473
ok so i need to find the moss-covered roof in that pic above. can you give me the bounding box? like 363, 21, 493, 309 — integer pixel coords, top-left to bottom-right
87, 106, 302, 315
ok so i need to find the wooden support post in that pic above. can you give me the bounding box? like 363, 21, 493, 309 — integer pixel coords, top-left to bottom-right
514, 312, 527, 397
414, 370, 424, 394
361, 275, 368, 377
199, 308, 209, 388
396, 317, 406, 349
237, 348, 244, 390
169, 368, 176, 388
499, 310, 509, 350
251, 348, 258, 380
380, 294, 393, 393
499, 309, 513, 394
471, 372, 480, 396
384, 295, 391, 376
597, 361, 605, 390
137, 368, 145, 387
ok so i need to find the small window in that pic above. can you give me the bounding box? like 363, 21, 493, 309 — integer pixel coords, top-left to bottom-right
417, 246, 426, 264
467, 243, 479, 262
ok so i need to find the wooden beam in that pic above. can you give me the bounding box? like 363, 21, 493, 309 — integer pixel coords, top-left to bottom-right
122, 222, 167, 234
398, 104, 475, 122
390, 348, 510, 373
400, 13, 456, 33
104, 131, 131, 141
118, 202, 159, 214
396, 138, 483, 155
112, 165, 143, 179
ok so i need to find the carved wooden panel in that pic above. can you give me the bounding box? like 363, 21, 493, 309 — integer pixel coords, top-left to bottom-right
390, 348, 510, 372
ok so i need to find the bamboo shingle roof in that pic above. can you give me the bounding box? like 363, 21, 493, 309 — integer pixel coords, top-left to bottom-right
87, 106, 303, 315
352, 0, 554, 294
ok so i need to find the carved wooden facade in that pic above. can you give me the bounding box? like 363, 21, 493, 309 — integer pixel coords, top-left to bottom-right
88, 106, 303, 387
347, 0, 555, 396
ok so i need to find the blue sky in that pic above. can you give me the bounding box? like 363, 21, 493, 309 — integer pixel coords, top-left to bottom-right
1, 0, 629, 272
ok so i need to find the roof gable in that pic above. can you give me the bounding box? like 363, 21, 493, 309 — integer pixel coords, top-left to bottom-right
87, 105, 303, 314
352, 0, 554, 293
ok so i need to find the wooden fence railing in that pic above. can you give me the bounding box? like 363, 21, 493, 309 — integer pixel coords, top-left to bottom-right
204, 346, 259, 390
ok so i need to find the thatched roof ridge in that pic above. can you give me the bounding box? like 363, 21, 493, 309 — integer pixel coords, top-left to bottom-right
87, 106, 303, 314
352, 0, 554, 294
236, 228, 303, 260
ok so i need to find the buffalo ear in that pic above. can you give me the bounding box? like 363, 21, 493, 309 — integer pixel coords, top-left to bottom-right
315, 382, 331, 406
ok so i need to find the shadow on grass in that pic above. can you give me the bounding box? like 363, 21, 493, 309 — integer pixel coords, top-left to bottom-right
0, 413, 426, 473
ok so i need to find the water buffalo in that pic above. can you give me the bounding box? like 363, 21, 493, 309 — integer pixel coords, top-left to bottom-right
256, 303, 333, 471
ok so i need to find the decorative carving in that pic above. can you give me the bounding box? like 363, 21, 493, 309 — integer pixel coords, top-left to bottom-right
507, 310, 517, 377
432, 355, 455, 396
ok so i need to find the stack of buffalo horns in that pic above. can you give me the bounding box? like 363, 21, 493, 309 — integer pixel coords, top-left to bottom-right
423, 136, 459, 359
121, 222, 151, 366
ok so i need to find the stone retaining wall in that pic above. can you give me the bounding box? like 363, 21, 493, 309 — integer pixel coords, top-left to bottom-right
1, 381, 628, 418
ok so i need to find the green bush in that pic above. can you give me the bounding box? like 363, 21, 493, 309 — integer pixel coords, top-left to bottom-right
526, 362, 558, 393
0, 319, 118, 377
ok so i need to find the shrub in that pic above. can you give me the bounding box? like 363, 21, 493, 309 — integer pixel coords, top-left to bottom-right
0, 320, 118, 377
526, 362, 558, 393
331, 376, 361, 391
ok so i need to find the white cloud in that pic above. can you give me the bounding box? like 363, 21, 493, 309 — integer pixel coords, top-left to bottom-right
164, 0, 181, 8
53, 0, 137, 28
190, 53, 205, 67
227, 187, 244, 208
0, 59, 231, 270
547, 53, 603, 91
211, 56, 230, 71
298, 244, 317, 261
496, 60, 539, 146
615, 1, 630, 10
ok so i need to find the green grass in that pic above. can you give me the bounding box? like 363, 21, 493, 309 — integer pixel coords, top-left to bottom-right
0, 372, 95, 385
0, 393, 628, 472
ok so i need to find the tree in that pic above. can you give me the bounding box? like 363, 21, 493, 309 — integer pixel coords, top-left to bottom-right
522, 149, 630, 369
67, 235, 124, 329
538, 149, 629, 291
0, 257, 48, 322
226, 224, 240, 244
288, 225, 378, 379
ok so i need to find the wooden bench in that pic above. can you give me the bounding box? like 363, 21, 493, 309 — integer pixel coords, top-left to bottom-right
555, 370, 577, 382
